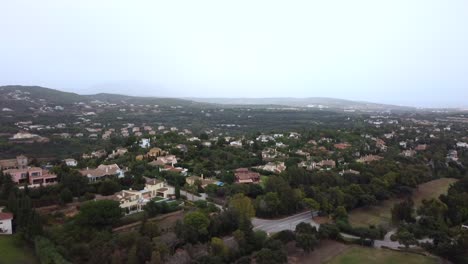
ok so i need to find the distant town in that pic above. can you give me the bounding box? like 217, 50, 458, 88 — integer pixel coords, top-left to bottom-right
1, 86, 468, 264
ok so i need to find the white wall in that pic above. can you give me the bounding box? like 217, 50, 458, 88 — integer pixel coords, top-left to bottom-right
0, 219, 13, 235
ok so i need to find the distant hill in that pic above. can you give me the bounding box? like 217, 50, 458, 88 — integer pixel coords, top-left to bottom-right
0, 85, 416, 113
0, 85, 204, 111
188, 97, 416, 111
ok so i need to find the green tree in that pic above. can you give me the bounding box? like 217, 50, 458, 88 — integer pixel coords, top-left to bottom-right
394, 229, 418, 248
0, 173, 15, 199
210, 237, 229, 257
333, 206, 348, 221
255, 247, 287, 264
126, 245, 138, 264
229, 193, 255, 221
391, 199, 415, 224
175, 185, 181, 199
60, 170, 88, 196
303, 198, 320, 211
98, 180, 121, 196
296, 233, 318, 252
255, 192, 281, 217
76, 200, 122, 228
181, 211, 211, 242
60, 188, 73, 204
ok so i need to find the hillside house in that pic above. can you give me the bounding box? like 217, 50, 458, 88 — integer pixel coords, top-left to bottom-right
317, 159, 336, 169
186, 175, 220, 188
256, 162, 286, 174
64, 158, 78, 167
149, 155, 178, 167
147, 147, 163, 158
116, 178, 174, 214
334, 143, 351, 150
401, 150, 417, 157
415, 144, 428, 151
357, 155, 383, 164
0, 212, 13, 235
339, 169, 360, 176
79, 164, 125, 182
140, 138, 151, 148
234, 168, 260, 184
3, 167, 57, 186
230, 141, 243, 148
0, 155, 28, 170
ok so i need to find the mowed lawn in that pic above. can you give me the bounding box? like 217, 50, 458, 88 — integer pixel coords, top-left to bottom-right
326, 246, 439, 264
348, 178, 458, 228
0, 236, 38, 264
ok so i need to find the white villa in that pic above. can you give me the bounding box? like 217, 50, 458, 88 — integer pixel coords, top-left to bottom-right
64, 158, 78, 167
0, 211, 13, 235
140, 138, 151, 148
116, 178, 175, 214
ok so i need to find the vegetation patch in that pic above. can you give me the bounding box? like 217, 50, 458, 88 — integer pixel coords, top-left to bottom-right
326, 246, 438, 264
348, 178, 458, 228
0, 236, 38, 264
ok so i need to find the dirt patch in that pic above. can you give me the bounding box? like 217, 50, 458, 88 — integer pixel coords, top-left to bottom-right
288, 240, 350, 264
314, 216, 332, 225
113, 210, 184, 233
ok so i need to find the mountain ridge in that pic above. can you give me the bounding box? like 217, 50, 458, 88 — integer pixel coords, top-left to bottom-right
0, 85, 418, 111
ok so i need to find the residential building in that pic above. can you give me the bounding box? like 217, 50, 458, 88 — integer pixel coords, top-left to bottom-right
140, 138, 151, 148
3, 167, 57, 186
79, 164, 125, 182
230, 141, 243, 148
234, 168, 260, 184
256, 162, 286, 174
375, 139, 387, 152
0, 212, 13, 235
357, 155, 384, 164
317, 159, 336, 169
299, 160, 317, 171
339, 169, 360, 176
116, 178, 174, 214
415, 144, 428, 151
0, 155, 28, 170
401, 150, 417, 157
149, 155, 178, 166
334, 143, 351, 150
176, 144, 188, 153
447, 150, 459, 161
147, 147, 163, 158
262, 148, 278, 161
64, 158, 78, 167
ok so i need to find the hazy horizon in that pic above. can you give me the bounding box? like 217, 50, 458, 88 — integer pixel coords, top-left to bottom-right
2, 1, 468, 108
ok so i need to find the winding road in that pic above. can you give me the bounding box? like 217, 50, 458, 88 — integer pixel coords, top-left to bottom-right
178, 190, 430, 250
252, 211, 319, 234
251, 211, 431, 250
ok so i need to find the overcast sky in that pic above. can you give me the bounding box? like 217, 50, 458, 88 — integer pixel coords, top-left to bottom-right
1, 1, 467, 107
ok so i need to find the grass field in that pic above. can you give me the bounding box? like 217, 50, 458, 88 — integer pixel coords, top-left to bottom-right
326, 246, 438, 264
348, 178, 458, 228
0, 236, 38, 264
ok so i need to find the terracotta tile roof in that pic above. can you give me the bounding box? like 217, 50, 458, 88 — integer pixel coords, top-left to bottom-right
0, 212, 13, 220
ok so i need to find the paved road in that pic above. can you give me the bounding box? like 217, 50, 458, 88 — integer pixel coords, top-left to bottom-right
252, 211, 319, 235
177, 191, 431, 250
251, 212, 433, 250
